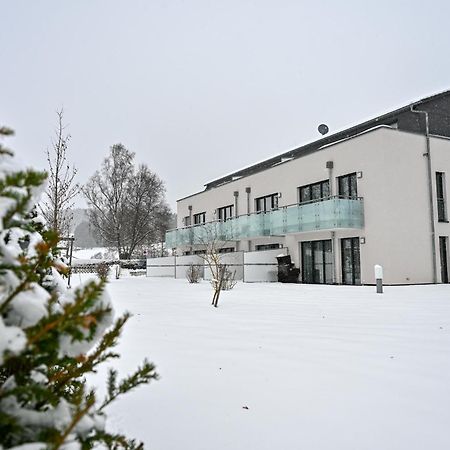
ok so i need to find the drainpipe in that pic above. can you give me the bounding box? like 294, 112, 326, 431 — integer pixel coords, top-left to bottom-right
326, 160, 334, 196
411, 106, 438, 283
246, 187, 251, 251
326, 161, 338, 283
234, 191, 239, 251
188, 205, 193, 254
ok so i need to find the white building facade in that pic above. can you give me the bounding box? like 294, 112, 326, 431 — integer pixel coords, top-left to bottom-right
166, 91, 450, 285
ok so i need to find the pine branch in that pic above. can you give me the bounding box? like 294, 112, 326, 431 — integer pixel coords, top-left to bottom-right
52, 389, 96, 450
99, 359, 158, 412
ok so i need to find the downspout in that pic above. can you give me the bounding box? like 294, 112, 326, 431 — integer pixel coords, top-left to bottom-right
234, 191, 239, 251
246, 187, 251, 251
326, 160, 338, 283
411, 106, 438, 283
188, 205, 193, 254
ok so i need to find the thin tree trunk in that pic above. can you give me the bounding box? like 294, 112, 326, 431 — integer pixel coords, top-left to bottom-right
213, 264, 227, 308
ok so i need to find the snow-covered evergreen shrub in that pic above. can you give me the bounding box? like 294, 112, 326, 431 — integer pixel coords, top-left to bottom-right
0, 131, 157, 449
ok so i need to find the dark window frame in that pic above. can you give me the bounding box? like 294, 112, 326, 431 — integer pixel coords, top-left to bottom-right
255, 193, 279, 212
298, 179, 330, 204
193, 211, 206, 225
338, 172, 358, 199
436, 172, 448, 222
301, 239, 333, 284
217, 204, 234, 221
439, 236, 449, 283
218, 247, 235, 253
341, 237, 361, 285
183, 216, 191, 227
255, 243, 281, 251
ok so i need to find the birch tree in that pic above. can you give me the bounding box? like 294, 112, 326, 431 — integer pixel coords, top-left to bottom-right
84, 144, 171, 259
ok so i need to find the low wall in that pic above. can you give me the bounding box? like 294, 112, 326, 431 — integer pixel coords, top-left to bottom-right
146, 249, 291, 283
243, 247, 288, 282
146, 256, 176, 277
174, 255, 205, 279
203, 252, 244, 281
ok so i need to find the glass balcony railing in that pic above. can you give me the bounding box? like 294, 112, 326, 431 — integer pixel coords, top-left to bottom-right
166, 196, 364, 248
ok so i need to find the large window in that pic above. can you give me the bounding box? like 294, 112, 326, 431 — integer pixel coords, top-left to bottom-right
218, 205, 234, 221
338, 172, 357, 199
436, 172, 447, 222
299, 180, 330, 203
255, 193, 278, 212
439, 236, 449, 283
341, 237, 361, 285
301, 240, 333, 284
193, 212, 206, 224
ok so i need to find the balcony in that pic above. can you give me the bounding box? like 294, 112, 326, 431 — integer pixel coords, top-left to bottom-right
166, 196, 364, 248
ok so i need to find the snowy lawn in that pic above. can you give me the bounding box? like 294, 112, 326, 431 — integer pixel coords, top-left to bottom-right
75, 276, 450, 450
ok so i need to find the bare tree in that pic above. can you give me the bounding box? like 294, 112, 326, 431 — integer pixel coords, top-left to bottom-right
84, 144, 171, 259
195, 221, 237, 307
40, 109, 79, 236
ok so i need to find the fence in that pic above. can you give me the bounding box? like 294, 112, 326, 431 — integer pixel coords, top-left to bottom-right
146, 248, 289, 282
72, 259, 145, 274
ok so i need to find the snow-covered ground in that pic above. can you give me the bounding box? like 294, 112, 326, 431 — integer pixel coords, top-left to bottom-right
74, 276, 450, 450
72, 247, 117, 263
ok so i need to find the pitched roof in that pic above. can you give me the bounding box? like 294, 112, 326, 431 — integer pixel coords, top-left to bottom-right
204, 89, 450, 190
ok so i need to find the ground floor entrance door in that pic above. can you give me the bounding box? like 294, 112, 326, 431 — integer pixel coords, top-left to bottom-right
301, 239, 333, 284
439, 236, 449, 283
341, 237, 361, 285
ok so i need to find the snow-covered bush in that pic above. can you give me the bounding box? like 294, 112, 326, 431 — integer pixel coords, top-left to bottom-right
0, 130, 157, 449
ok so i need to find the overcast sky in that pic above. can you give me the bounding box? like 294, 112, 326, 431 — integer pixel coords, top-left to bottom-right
2, 0, 450, 209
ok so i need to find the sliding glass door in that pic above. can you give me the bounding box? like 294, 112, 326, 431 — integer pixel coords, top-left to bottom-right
439, 236, 449, 283
341, 237, 361, 285
301, 240, 333, 284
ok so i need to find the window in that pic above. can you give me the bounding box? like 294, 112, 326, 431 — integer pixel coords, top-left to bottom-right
218, 205, 234, 221
193, 212, 206, 224
194, 249, 206, 255
301, 240, 333, 284
436, 172, 447, 222
255, 193, 279, 212
439, 236, 449, 283
299, 180, 330, 203
218, 247, 235, 253
255, 243, 281, 251
341, 237, 361, 285
338, 173, 357, 199
183, 216, 191, 226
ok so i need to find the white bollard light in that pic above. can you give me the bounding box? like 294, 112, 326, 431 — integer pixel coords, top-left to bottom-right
374, 264, 383, 294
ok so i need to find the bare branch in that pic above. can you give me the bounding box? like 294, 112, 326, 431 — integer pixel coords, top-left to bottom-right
40, 108, 79, 235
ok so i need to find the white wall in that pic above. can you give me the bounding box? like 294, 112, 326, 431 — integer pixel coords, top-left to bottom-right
174, 255, 204, 279
175, 127, 450, 284
147, 256, 176, 277
203, 252, 244, 281
243, 247, 288, 282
